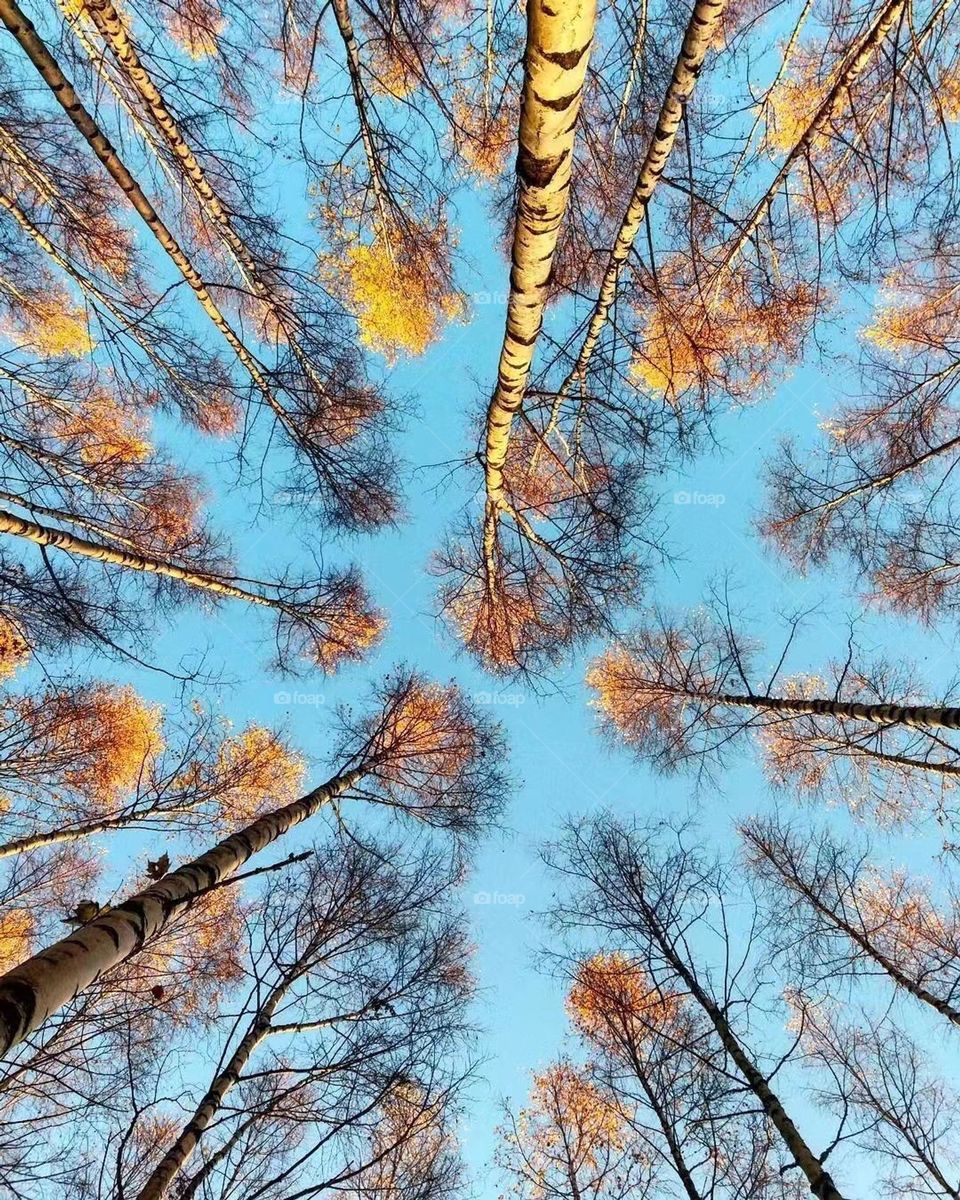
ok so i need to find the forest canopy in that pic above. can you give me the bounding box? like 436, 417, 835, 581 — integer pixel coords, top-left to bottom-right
0, 0, 956, 1194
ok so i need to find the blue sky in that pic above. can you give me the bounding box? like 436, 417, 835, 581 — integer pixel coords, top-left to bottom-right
70, 173, 957, 1188
9, 4, 960, 1186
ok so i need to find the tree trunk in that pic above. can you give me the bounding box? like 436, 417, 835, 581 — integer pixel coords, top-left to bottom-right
559, 0, 727, 393
719, 0, 905, 270
0, 766, 364, 1056
638, 892, 848, 1200
741, 825, 960, 1029
71, 0, 327, 400
710, 688, 960, 731
482, 0, 597, 509
0, 814, 166, 860
330, 0, 392, 228
0, 506, 277, 608
0, 0, 279, 409
135, 959, 301, 1200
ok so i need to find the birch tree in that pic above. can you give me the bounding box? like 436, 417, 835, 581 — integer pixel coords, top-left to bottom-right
0, 669, 506, 1056
587, 603, 960, 823
544, 817, 851, 1200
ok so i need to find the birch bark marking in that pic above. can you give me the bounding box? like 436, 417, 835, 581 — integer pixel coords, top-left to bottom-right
0, 768, 364, 1055
482, 0, 597, 509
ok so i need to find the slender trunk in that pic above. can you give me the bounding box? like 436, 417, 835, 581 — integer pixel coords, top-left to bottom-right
330, 0, 391, 231
0, 0, 281, 413
629, 1055, 703, 1200
740, 827, 960, 1029
821, 742, 960, 777
707, 688, 960, 731
0, 766, 365, 1055
0, 813, 169, 860
136, 953, 308, 1200
72, 0, 327, 400
0, 506, 278, 609
556, 0, 726, 400
781, 433, 960, 529
717, 0, 904, 272
482, 0, 596, 507
638, 894, 847, 1199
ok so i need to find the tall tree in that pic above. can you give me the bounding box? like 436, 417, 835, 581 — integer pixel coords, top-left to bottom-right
742, 817, 960, 1027
0, 669, 506, 1055
545, 817, 851, 1200
587, 603, 960, 822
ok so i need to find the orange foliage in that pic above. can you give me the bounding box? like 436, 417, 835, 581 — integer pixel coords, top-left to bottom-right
522, 1062, 626, 1165
54, 391, 151, 465
630, 274, 818, 402
370, 43, 423, 99
504, 427, 605, 511
568, 952, 681, 1052
376, 682, 475, 785
0, 615, 29, 681
855, 868, 954, 969
194, 394, 241, 437
0, 909, 33, 974
864, 268, 960, 357
313, 586, 386, 672
20, 685, 165, 810
138, 475, 205, 549
442, 554, 556, 672
455, 100, 515, 180
215, 725, 306, 826
164, 0, 225, 59
237, 291, 287, 346
134, 884, 245, 1025
586, 644, 685, 747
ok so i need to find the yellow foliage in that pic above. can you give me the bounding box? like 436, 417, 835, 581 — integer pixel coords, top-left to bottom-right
761, 63, 824, 154
50, 686, 164, 808
215, 725, 306, 826
939, 68, 960, 122
22, 295, 94, 359
0, 909, 33, 974
338, 231, 461, 363
0, 616, 29, 682
55, 391, 152, 465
